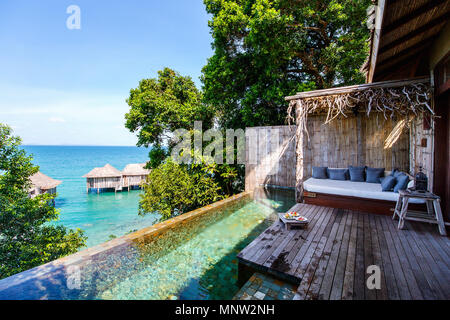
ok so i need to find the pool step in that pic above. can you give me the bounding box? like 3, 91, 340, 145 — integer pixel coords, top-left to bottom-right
233, 273, 297, 300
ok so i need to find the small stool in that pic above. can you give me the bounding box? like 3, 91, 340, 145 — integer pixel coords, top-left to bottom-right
393, 189, 447, 236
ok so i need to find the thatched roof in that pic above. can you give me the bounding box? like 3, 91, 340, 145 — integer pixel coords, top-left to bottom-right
122, 163, 150, 176
82, 164, 122, 178
286, 77, 432, 125
364, 0, 449, 82
30, 171, 62, 190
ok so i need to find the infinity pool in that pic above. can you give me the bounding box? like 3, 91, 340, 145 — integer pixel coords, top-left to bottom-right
0, 188, 295, 300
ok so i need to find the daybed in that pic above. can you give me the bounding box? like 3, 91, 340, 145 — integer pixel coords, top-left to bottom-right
303, 169, 426, 215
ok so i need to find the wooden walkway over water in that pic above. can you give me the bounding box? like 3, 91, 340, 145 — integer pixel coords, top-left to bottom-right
237, 203, 450, 300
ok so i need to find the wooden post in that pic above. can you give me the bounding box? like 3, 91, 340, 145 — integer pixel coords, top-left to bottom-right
296, 101, 305, 203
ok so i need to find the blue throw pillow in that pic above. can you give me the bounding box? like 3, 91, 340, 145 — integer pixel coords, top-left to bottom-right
366, 167, 385, 183
393, 170, 404, 178
312, 166, 328, 179
394, 174, 409, 193
348, 166, 366, 182
328, 168, 348, 181
381, 175, 396, 191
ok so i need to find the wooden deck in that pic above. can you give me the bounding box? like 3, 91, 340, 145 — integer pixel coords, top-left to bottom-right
237, 203, 450, 300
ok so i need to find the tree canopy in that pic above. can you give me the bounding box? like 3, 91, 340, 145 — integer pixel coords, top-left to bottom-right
201, 0, 371, 128
0, 124, 86, 279
125, 68, 215, 149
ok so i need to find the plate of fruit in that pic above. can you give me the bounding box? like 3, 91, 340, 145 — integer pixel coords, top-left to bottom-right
284, 211, 301, 219
295, 216, 308, 223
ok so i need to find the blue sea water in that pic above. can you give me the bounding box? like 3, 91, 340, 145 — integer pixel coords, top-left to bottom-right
22, 146, 160, 248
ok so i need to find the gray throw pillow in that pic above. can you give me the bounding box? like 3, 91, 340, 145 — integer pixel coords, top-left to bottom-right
381, 175, 396, 191
312, 166, 328, 179
328, 168, 348, 180
348, 166, 365, 182
394, 174, 409, 193
366, 167, 385, 183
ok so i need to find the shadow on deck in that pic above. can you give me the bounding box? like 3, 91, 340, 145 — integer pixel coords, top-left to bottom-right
237, 203, 450, 300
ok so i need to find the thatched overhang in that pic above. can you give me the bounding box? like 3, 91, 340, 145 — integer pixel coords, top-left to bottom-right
122, 163, 150, 176
363, 0, 449, 82
286, 77, 432, 128
30, 171, 62, 190
82, 164, 122, 178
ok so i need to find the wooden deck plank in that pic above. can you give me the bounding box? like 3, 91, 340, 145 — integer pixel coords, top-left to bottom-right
418, 222, 450, 259
291, 208, 339, 297
380, 215, 423, 300
385, 215, 438, 300
237, 203, 450, 301
294, 221, 332, 299
318, 210, 348, 300
373, 214, 401, 300
377, 215, 412, 299
329, 210, 353, 300
400, 221, 448, 299
404, 220, 450, 299
368, 214, 388, 300
363, 213, 377, 300
263, 205, 317, 268
282, 206, 330, 269
341, 211, 358, 300
289, 207, 337, 275
303, 213, 342, 300
415, 223, 450, 269
354, 211, 366, 300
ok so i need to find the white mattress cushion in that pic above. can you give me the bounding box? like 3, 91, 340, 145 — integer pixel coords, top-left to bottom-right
303, 178, 425, 204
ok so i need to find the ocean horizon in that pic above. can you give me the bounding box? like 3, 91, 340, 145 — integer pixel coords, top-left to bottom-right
22, 145, 159, 248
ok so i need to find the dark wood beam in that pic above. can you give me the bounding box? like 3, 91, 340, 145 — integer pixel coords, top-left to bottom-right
375, 50, 426, 80
382, 0, 447, 36
379, 12, 449, 54
377, 35, 436, 64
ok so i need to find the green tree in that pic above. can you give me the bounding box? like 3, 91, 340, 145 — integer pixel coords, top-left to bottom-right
139, 158, 223, 220
125, 68, 245, 219
0, 124, 86, 279
125, 68, 215, 156
202, 0, 371, 128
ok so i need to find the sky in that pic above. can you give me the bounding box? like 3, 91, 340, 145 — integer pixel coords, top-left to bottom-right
0, 0, 213, 146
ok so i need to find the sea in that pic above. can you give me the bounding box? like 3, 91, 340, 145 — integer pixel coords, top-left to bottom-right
22, 145, 160, 248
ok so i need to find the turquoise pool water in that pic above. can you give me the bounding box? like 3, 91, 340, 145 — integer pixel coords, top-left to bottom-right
0, 188, 295, 300
22, 146, 158, 247
84, 189, 296, 300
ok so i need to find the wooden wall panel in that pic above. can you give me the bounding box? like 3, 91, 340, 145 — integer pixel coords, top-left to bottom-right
302, 113, 410, 180
245, 126, 296, 191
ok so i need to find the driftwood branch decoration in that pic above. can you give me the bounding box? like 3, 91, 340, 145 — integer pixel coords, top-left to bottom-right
286, 82, 433, 130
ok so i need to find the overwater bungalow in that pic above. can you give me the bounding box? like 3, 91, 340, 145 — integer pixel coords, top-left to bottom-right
122, 163, 150, 191
29, 171, 62, 198
82, 164, 123, 193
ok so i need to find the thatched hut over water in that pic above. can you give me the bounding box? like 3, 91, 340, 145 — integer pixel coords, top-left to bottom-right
29, 171, 62, 198
82, 164, 123, 193
122, 163, 150, 191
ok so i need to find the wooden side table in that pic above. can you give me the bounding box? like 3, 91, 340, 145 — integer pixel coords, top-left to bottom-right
278, 213, 308, 230
393, 189, 447, 236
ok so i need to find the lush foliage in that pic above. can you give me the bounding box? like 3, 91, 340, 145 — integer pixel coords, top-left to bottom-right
125, 68, 215, 150
0, 124, 86, 279
202, 0, 371, 128
139, 158, 224, 220
125, 69, 244, 220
